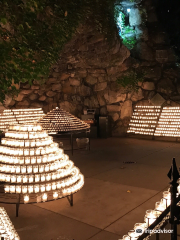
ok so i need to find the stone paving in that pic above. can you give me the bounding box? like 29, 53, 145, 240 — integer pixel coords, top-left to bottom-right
1, 137, 180, 240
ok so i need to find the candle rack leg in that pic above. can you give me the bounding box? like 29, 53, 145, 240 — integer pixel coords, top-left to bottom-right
71, 134, 73, 155
16, 203, 20, 217
155, 233, 159, 240
67, 194, 73, 206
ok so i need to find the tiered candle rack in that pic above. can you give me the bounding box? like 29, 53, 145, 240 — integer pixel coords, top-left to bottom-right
127, 106, 162, 138
0, 108, 45, 132
0, 124, 84, 217
39, 107, 90, 155
0, 207, 20, 239
127, 106, 180, 141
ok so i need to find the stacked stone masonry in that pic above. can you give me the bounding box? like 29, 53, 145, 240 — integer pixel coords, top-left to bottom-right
4, 0, 180, 136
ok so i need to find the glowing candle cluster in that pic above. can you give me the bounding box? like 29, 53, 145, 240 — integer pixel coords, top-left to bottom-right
127, 106, 161, 136
118, 180, 180, 240
0, 207, 20, 239
38, 107, 90, 134
154, 107, 180, 137
0, 124, 84, 204
0, 108, 44, 132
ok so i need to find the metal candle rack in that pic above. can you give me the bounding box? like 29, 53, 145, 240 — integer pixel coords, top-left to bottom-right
39, 107, 91, 155
0, 124, 84, 217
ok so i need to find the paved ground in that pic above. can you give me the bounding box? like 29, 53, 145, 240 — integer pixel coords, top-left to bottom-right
2, 137, 180, 240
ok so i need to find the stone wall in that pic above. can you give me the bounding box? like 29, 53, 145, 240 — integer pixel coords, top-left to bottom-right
5, 0, 180, 136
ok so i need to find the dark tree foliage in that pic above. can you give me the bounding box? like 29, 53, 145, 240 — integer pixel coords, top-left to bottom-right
0, 0, 119, 102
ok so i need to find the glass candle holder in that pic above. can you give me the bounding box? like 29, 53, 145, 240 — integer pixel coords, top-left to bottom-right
41, 174, 45, 182
20, 157, 24, 164
145, 209, 157, 227
24, 149, 29, 156
42, 193, 47, 202
43, 155, 47, 163
28, 185, 33, 193
33, 165, 38, 173
128, 230, 138, 240
31, 157, 36, 164
15, 166, 20, 174
25, 157, 30, 164
36, 148, 40, 155
17, 175, 22, 183
37, 195, 42, 203
24, 195, 29, 204
34, 185, 40, 193
21, 166, 26, 174
46, 184, 51, 191
30, 149, 34, 156
31, 141, 36, 147
10, 185, 15, 193
56, 182, 61, 189
11, 175, 16, 183
11, 165, 15, 173
35, 175, 40, 182
23, 175, 28, 183
53, 192, 58, 200
25, 141, 30, 147
155, 200, 166, 212
27, 166, 32, 173
5, 175, 10, 182
52, 182, 56, 190
39, 165, 44, 173
22, 186, 27, 194
46, 174, 51, 181
40, 185, 45, 192
122, 235, 130, 240
163, 191, 171, 207
16, 185, 21, 194
45, 165, 49, 172
4, 185, 10, 193
37, 156, 42, 164
29, 175, 34, 183
52, 173, 57, 180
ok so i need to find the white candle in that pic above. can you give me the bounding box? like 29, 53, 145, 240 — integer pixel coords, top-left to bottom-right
29, 175, 33, 183
28, 185, 33, 193
22, 186, 27, 194
33, 165, 38, 173
34, 185, 39, 193
10, 185, 15, 193
40, 185, 45, 192
11, 175, 16, 183
23, 175, 28, 183
42, 193, 47, 202
35, 175, 40, 182
53, 192, 58, 199
21, 166, 26, 174
24, 195, 29, 203
52, 182, 56, 190
4, 185, 10, 193
27, 166, 32, 173
163, 191, 171, 207
41, 174, 45, 182
46, 174, 51, 181
16, 185, 21, 193
46, 184, 51, 191
155, 201, 166, 212
31, 157, 36, 164
17, 175, 22, 183
145, 210, 157, 226
25, 157, 30, 164
37, 195, 41, 203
